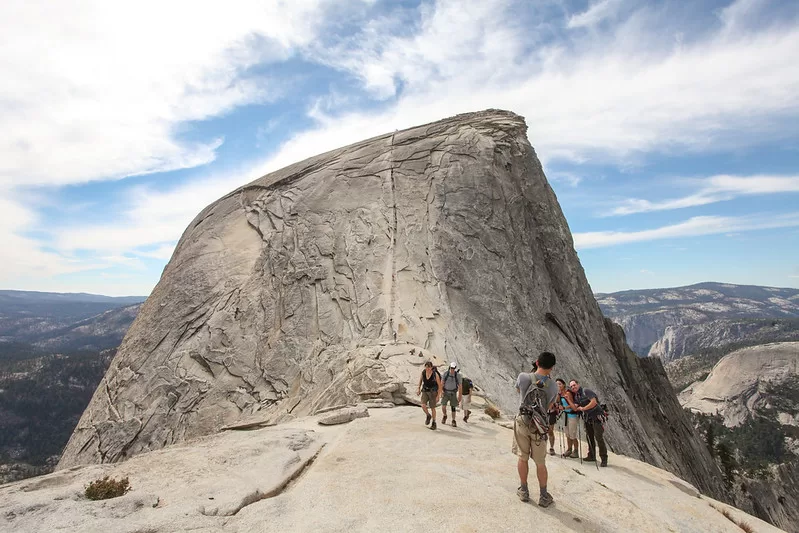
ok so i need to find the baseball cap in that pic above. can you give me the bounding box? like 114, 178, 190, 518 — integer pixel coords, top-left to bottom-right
450, 362, 457, 368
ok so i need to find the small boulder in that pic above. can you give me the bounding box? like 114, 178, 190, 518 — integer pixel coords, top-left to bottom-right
317, 406, 370, 426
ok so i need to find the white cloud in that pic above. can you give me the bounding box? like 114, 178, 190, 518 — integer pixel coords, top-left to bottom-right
4, 0, 799, 294
573, 213, 799, 249
0, 0, 365, 188
51, 170, 251, 255
298, 0, 799, 167
567, 0, 623, 29
0, 188, 111, 287
608, 174, 799, 215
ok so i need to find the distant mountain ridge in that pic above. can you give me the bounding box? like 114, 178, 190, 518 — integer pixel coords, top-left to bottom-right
0, 290, 145, 304
0, 291, 145, 484
597, 282, 799, 359
0, 290, 146, 347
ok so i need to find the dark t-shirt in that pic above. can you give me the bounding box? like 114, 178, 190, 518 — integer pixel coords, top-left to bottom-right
576, 388, 603, 419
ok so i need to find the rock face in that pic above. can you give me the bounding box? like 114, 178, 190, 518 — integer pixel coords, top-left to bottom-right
679, 342, 799, 427
597, 283, 799, 358
649, 319, 799, 363
58, 110, 727, 500
677, 342, 799, 531
1, 407, 782, 533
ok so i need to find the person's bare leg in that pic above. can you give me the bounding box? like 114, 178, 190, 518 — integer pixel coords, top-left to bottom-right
517, 457, 529, 486
536, 463, 548, 489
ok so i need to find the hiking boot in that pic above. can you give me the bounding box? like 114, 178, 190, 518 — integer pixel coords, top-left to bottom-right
463, 410, 470, 423
517, 486, 530, 502
442, 414, 447, 424
562, 450, 572, 458
425, 413, 432, 425
538, 492, 554, 508
570, 450, 579, 459
430, 421, 437, 430
584, 455, 596, 462
549, 447, 555, 456
452, 419, 457, 427
600, 458, 608, 467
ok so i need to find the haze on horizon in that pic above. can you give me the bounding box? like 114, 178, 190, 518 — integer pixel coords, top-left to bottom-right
1, 0, 798, 297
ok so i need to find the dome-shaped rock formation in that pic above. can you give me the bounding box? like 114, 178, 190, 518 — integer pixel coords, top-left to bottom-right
58, 110, 726, 500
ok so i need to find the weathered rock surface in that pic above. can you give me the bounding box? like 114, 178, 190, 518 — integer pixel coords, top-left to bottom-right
1, 407, 782, 533
58, 110, 727, 500
679, 342, 799, 427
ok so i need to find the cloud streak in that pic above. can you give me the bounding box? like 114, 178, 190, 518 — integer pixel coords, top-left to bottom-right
0, 0, 366, 188
608, 174, 799, 215
573, 212, 799, 249
567, 0, 622, 29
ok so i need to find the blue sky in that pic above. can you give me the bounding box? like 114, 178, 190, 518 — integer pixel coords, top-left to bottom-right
1, 0, 798, 296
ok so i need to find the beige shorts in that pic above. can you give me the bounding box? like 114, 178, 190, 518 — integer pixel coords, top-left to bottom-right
566, 416, 578, 439
460, 394, 471, 411
420, 390, 437, 409
512, 415, 547, 465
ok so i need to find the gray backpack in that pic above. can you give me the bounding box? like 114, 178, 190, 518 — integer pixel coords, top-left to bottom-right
519, 374, 551, 438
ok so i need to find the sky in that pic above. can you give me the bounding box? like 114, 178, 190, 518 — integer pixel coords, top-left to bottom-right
1, 0, 798, 296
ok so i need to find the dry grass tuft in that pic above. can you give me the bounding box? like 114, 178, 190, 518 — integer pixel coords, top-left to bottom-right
85, 476, 131, 500
484, 404, 501, 419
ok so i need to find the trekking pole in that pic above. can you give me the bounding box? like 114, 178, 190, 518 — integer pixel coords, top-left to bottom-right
577, 417, 583, 465
594, 425, 600, 472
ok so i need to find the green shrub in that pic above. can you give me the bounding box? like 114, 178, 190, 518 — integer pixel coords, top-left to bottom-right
85, 476, 131, 500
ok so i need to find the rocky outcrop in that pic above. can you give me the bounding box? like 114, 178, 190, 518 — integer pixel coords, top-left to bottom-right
679, 342, 799, 427
1, 407, 782, 533
677, 342, 799, 531
58, 110, 727, 501
317, 405, 369, 425
743, 462, 799, 533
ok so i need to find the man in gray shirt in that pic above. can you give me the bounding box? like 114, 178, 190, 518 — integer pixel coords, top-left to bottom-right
513, 351, 558, 507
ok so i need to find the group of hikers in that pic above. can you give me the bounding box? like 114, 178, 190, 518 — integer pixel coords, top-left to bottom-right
416, 360, 475, 430
416, 351, 608, 508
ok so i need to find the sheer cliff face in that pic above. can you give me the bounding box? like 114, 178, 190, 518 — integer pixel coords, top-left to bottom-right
57, 110, 726, 498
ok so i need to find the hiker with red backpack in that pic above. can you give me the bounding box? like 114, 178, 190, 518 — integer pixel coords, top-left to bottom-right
570, 379, 608, 467
417, 361, 442, 430
513, 352, 558, 507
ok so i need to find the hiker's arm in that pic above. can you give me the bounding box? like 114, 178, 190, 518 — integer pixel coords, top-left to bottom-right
457, 382, 462, 401
565, 392, 579, 410
579, 398, 598, 411
436, 374, 443, 399
417, 373, 423, 394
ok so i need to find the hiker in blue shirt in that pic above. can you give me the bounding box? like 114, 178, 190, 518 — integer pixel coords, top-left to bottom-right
556, 378, 580, 458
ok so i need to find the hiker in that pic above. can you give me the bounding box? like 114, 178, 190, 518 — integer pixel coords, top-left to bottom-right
416, 361, 442, 430
556, 378, 579, 458
440, 362, 462, 427
570, 379, 608, 467
513, 352, 558, 507
461, 375, 474, 422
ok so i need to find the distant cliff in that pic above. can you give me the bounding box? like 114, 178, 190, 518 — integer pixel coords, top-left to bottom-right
597, 283, 799, 359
